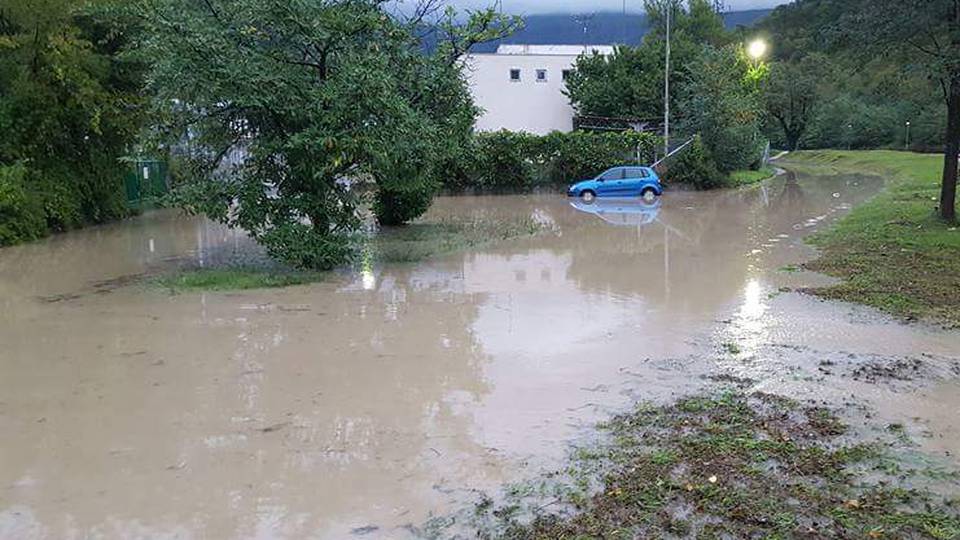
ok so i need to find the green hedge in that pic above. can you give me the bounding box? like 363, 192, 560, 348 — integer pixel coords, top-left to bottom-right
444, 130, 660, 190
0, 164, 46, 246
0, 160, 131, 247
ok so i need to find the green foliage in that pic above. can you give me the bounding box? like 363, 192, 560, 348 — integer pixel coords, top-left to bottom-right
564, 45, 667, 119
565, 0, 728, 121
644, 0, 730, 46
762, 56, 822, 151
0, 0, 143, 245
374, 184, 438, 227
757, 0, 946, 152
563, 1, 765, 188
665, 135, 724, 189
0, 164, 45, 245
138, 0, 516, 269
679, 45, 765, 174
540, 130, 659, 184
468, 131, 540, 189
729, 165, 776, 186
445, 130, 660, 190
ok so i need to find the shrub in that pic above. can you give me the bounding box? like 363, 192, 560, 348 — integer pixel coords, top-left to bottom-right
663, 135, 725, 189
679, 45, 765, 174
444, 130, 660, 190
541, 130, 659, 184
470, 130, 540, 189
374, 183, 438, 227
0, 164, 46, 246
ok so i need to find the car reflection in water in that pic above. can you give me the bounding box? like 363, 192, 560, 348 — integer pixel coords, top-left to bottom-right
569, 197, 662, 227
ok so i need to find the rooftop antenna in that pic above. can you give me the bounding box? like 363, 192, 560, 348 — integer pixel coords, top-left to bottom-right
572, 12, 595, 48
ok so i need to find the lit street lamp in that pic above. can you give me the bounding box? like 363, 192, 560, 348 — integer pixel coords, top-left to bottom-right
748, 39, 768, 61
905, 121, 911, 150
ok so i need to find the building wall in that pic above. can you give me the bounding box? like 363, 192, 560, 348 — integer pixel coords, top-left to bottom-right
464, 53, 581, 135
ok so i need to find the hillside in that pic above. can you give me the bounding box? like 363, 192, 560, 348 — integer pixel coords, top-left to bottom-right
471, 9, 772, 52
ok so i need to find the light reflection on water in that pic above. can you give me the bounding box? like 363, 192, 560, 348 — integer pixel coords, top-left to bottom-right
5, 171, 960, 539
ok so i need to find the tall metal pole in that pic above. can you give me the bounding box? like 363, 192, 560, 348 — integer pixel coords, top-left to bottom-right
623, 0, 627, 44
664, 3, 671, 168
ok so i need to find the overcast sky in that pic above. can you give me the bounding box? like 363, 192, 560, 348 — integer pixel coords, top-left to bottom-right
430, 0, 788, 14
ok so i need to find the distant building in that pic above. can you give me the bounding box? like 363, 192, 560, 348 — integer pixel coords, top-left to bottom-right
463, 44, 615, 135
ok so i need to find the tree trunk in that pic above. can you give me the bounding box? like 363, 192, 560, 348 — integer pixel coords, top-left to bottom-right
786, 131, 801, 152
940, 77, 959, 222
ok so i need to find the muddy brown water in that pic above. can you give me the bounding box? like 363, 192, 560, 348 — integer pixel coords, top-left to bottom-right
2, 171, 959, 538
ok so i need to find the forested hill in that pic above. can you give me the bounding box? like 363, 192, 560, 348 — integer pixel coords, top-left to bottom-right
471, 9, 772, 52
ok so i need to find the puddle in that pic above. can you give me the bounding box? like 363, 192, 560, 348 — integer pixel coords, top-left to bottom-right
2, 171, 959, 538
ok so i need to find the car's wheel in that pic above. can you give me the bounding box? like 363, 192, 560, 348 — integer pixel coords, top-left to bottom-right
580, 190, 596, 203
641, 187, 658, 202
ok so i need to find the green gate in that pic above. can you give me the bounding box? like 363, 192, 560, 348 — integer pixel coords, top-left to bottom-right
124, 159, 169, 208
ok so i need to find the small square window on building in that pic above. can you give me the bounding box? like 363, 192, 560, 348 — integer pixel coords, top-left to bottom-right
562, 69, 572, 81
509, 68, 521, 82
536, 69, 548, 82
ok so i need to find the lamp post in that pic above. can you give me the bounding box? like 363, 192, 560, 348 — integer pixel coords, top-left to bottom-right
905, 121, 911, 150
663, 3, 671, 167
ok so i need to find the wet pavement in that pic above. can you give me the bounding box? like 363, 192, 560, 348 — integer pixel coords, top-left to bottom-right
1, 170, 959, 538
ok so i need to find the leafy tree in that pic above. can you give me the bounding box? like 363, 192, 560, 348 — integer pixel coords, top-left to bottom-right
565, 0, 726, 121
643, 0, 729, 48
828, 0, 959, 220
137, 0, 517, 269
0, 0, 144, 244
761, 0, 960, 220
762, 55, 823, 151
563, 45, 665, 120
678, 44, 764, 174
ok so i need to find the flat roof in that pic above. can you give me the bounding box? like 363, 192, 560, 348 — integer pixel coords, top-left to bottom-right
494, 44, 615, 56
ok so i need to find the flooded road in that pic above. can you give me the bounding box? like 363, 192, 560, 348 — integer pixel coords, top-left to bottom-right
2, 171, 959, 539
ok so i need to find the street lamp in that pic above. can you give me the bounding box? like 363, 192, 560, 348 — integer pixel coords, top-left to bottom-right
748, 39, 768, 61
905, 121, 911, 150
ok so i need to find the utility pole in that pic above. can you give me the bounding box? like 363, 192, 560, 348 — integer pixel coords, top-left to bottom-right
622, 0, 627, 44
663, 3, 671, 170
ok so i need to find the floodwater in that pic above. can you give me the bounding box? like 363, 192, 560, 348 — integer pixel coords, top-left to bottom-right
2, 170, 959, 539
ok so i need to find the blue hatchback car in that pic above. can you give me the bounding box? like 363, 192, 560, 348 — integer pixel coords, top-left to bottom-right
567, 166, 663, 203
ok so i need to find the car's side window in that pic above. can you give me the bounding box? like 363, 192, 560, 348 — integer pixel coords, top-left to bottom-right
599, 168, 623, 181
625, 167, 648, 179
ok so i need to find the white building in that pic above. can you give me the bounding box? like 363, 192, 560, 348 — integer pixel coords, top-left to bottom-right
464, 44, 615, 135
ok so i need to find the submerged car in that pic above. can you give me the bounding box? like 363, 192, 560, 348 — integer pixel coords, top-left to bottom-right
567, 166, 663, 203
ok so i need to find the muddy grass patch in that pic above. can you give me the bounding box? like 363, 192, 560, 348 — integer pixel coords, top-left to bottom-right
370, 215, 545, 264
781, 151, 960, 327
468, 391, 960, 539
150, 215, 545, 291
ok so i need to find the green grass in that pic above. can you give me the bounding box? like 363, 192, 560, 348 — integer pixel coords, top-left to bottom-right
780, 150, 960, 327
370, 215, 543, 264
729, 165, 777, 186
475, 390, 960, 539
156, 269, 326, 291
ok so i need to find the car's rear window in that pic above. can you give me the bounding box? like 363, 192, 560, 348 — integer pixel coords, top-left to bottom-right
625, 167, 649, 179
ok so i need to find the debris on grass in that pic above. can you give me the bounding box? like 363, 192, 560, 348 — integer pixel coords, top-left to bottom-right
470, 391, 960, 539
